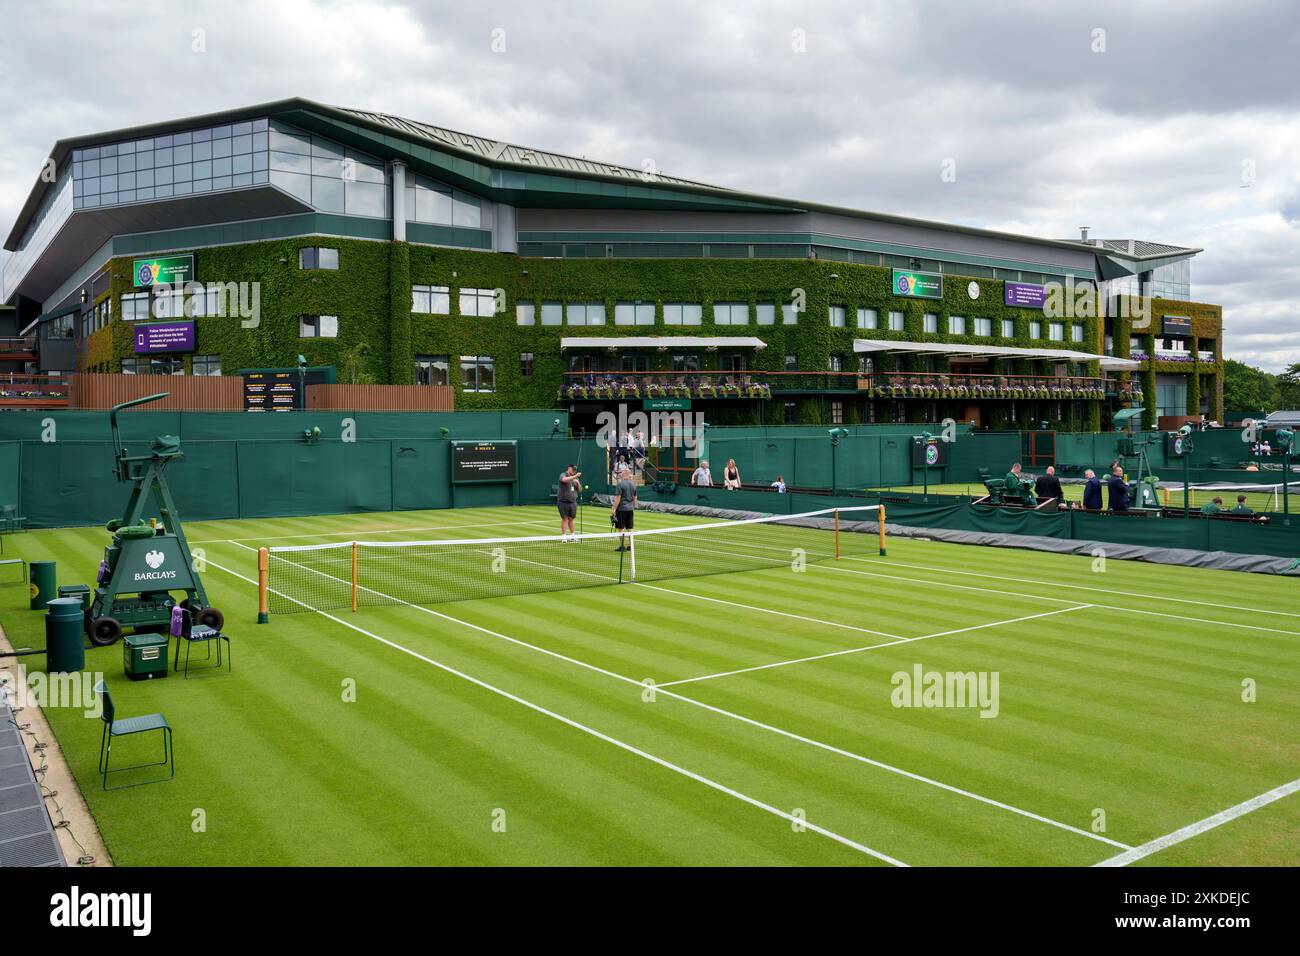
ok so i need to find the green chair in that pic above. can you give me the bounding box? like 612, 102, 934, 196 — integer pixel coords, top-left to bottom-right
0, 504, 26, 533
95, 681, 174, 790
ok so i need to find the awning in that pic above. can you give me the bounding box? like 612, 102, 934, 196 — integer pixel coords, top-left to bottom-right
561, 336, 767, 350
853, 338, 1141, 370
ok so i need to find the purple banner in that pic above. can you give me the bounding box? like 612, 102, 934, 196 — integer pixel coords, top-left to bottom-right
1004, 281, 1047, 308
133, 321, 196, 354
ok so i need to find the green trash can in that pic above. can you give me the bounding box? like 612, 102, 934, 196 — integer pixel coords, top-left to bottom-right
29, 560, 56, 611
123, 632, 169, 681
45, 597, 85, 673
58, 583, 91, 613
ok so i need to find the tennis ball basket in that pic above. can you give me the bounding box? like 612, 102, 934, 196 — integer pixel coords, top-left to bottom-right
86, 393, 224, 647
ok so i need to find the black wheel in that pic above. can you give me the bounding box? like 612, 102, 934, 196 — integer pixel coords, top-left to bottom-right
196, 607, 225, 630
88, 617, 123, 647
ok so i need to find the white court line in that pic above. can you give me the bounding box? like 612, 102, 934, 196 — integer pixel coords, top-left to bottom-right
1094, 776, 1300, 867
237, 542, 1129, 851
203, 555, 904, 866
657, 604, 1094, 688
192, 516, 555, 545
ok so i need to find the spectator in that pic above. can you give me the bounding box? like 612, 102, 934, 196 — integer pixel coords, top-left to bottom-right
1107, 465, 1130, 512
770, 474, 787, 493
1201, 495, 1225, 515
1034, 465, 1063, 502
1261, 440, 1273, 456
1081, 468, 1103, 511
691, 459, 713, 487
723, 458, 742, 490
1231, 494, 1254, 516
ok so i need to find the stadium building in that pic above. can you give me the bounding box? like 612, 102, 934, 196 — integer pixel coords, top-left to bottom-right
2, 97, 1222, 430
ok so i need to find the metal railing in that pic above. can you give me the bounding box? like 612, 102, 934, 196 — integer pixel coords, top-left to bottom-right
0, 373, 70, 407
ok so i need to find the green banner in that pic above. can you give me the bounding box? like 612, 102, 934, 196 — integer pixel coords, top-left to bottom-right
133, 254, 195, 288
892, 268, 943, 299
644, 398, 691, 411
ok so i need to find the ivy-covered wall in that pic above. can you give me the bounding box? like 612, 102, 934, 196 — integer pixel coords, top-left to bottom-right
94, 236, 1220, 431
1110, 295, 1224, 428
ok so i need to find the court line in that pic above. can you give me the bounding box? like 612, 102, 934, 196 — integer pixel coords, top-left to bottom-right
1094, 776, 1300, 867
201, 555, 904, 866
234, 543, 1130, 852
193, 515, 555, 545
657, 604, 1094, 688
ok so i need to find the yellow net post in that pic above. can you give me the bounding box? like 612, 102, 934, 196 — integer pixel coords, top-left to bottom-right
257, 547, 269, 623
878, 504, 887, 556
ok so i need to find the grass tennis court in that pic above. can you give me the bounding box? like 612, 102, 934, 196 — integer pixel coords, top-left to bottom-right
873, 481, 1288, 513
3, 504, 1298, 866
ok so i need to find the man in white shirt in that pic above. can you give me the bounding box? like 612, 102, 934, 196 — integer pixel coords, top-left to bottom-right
770, 475, 787, 493
691, 460, 713, 486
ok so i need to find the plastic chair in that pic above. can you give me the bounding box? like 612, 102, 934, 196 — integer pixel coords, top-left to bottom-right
95, 681, 173, 790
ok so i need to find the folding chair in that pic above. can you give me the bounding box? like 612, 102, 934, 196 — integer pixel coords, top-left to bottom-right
95, 681, 174, 790
171, 605, 231, 678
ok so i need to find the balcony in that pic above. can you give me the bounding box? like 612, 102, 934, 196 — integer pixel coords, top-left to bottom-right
0, 373, 70, 408
0, 336, 37, 364
561, 371, 771, 402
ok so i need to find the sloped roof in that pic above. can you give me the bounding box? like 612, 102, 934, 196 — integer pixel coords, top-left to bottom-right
1062, 238, 1202, 260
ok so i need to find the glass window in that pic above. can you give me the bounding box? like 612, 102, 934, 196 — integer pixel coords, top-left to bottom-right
541, 301, 563, 326
516, 302, 535, 325
1001, 319, 1015, 338
1030, 321, 1043, 339
664, 303, 702, 326
923, 313, 938, 333
1049, 321, 1064, 342
857, 308, 878, 329
460, 288, 498, 317
299, 247, 339, 270
782, 303, 799, 325
974, 317, 992, 337
948, 315, 966, 335
830, 401, 844, 425
410, 285, 449, 315
191, 354, 221, 376
151, 287, 185, 319
415, 355, 449, 386
519, 352, 534, 377
756, 303, 776, 326
1071, 322, 1085, 343
121, 292, 150, 321
452, 192, 481, 228
460, 355, 495, 392
828, 354, 844, 372
784, 354, 798, 372
299, 315, 338, 338
828, 305, 847, 328
566, 302, 606, 326
311, 175, 344, 213
615, 302, 655, 326
715, 302, 749, 325
346, 180, 388, 218
888, 311, 905, 331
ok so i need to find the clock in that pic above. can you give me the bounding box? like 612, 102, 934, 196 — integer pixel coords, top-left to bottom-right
967, 281, 980, 300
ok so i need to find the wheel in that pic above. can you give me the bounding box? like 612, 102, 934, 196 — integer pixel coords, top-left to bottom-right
88, 617, 123, 647
196, 607, 225, 630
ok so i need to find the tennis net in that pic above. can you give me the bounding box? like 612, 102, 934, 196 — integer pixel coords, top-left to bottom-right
262, 505, 885, 614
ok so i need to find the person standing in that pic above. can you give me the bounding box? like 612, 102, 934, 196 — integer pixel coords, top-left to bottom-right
1034, 465, 1063, 502
1081, 468, 1103, 511
770, 474, 787, 493
557, 464, 582, 541
723, 458, 742, 490
1107, 464, 1130, 512
610, 466, 638, 552
691, 459, 713, 487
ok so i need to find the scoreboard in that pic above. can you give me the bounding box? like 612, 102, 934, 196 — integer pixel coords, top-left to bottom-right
451, 440, 518, 483
242, 368, 333, 411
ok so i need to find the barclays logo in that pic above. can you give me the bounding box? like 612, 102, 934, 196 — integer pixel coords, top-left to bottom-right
145, 550, 165, 569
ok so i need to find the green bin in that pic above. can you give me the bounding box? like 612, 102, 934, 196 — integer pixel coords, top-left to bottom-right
45, 597, 85, 672
29, 560, 56, 611
123, 633, 169, 681
58, 584, 91, 613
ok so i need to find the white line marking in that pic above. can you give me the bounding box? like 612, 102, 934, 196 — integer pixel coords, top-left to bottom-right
236, 543, 1128, 851
1094, 776, 1300, 867
658, 605, 1093, 688
203, 554, 904, 866
193, 516, 555, 545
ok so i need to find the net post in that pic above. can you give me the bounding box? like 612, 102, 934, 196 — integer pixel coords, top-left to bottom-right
834, 509, 840, 559
351, 541, 358, 612
629, 530, 637, 581
257, 547, 269, 623
878, 504, 887, 557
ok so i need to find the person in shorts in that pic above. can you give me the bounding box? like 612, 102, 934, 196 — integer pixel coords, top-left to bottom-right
557, 464, 582, 541
610, 466, 638, 551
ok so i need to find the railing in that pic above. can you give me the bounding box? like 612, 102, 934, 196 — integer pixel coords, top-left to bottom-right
0, 373, 70, 407
559, 370, 1111, 401
0, 336, 37, 361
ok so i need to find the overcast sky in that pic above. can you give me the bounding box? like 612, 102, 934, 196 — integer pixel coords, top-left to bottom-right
2, 0, 1297, 370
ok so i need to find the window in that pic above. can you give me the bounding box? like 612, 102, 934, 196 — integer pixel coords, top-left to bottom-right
720, 353, 746, 373
830, 401, 844, 425
621, 355, 649, 372
541, 301, 563, 326
1030, 321, 1043, 339
783, 402, 798, 425
412, 285, 450, 315
459, 355, 495, 392
781, 302, 799, 325
664, 303, 702, 326
714, 301, 749, 325
948, 315, 966, 335
460, 288, 497, 317
299, 247, 338, 270
566, 302, 606, 326
756, 303, 776, 325
857, 308, 878, 330
122, 356, 183, 375
151, 286, 185, 319
615, 302, 655, 326
828, 354, 845, 373
121, 292, 149, 321
974, 317, 992, 337
670, 353, 700, 372
300, 314, 338, 338
923, 313, 938, 333
784, 354, 798, 372
516, 302, 535, 325
1048, 321, 1064, 342
414, 355, 449, 386
519, 352, 534, 377
1071, 322, 1085, 343
888, 311, 905, 331
828, 305, 847, 328
191, 354, 221, 376
1001, 319, 1015, 338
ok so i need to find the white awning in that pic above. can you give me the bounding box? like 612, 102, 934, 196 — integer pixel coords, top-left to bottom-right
853, 338, 1141, 369
561, 336, 767, 350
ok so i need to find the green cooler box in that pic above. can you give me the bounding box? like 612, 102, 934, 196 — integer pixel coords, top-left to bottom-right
123, 632, 169, 680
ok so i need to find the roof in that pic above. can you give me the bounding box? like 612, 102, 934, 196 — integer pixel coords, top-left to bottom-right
852, 338, 1141, 369
1062, 238, 1202, 260
560, 336, 767, 350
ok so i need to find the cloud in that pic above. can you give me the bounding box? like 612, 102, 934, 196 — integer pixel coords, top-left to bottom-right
2, 0, 1298, 369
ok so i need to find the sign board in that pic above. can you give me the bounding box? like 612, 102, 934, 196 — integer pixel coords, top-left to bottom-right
892, 269, 943, 300
912, 437, 949, 468
133, 321, 195, 354
240, 367, 335, 412
1166, 432, 1192, 458
451, 440, 518, 484
1004, 281, 1047, 309
132, 254, 195, 288
1162, 315, 1192, 337
644, 397, 691, 411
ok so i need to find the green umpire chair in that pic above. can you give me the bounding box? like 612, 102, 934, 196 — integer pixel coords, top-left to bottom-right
95, 681, 174, 790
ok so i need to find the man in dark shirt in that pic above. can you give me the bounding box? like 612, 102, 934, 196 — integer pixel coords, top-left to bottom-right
1107, 465, 1130, 512
557, 465, 581, 541
1034, 465, 1063, 502
1081, 468, 1103, 511
610, 466, 638, 552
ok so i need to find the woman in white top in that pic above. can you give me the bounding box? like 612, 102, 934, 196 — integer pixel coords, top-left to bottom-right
723, 458, 742, 490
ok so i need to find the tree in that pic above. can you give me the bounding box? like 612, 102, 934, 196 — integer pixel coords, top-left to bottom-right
1223, 358, 1279, 413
